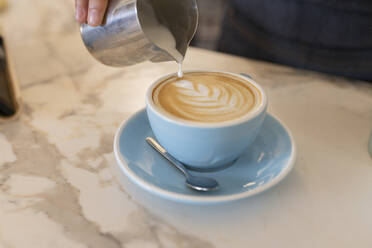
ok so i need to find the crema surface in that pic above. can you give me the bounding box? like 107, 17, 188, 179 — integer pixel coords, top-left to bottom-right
153, 72, 258, 123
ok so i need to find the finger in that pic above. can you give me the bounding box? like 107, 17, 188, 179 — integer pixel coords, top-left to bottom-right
88, 0, 108, 26
75, 0, 88, 23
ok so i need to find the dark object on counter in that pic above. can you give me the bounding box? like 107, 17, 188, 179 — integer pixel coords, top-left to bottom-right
218, 0, 372, 81
0, 36, 15, 116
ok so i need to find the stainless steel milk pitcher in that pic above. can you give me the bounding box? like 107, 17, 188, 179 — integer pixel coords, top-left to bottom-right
80, 0, 198, 67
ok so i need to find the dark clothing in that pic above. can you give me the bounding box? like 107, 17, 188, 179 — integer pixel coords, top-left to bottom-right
218, 0, 372, 81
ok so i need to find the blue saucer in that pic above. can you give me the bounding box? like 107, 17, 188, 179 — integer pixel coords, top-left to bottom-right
114, 109, 296, 204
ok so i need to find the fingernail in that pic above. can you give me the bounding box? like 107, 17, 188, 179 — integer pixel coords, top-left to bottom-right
88, 9, 101, 26
75, 6, 85, 23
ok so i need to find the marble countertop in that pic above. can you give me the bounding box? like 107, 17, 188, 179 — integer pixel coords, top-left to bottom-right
0, 0, 372, 247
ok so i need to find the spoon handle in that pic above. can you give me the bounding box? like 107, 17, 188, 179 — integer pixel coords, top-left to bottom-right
146, 137, 189, 177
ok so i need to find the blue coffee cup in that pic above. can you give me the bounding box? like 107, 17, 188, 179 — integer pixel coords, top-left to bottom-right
146, 70, 268, 171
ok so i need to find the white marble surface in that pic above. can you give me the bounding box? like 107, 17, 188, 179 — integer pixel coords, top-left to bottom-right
0, 0, 371, 247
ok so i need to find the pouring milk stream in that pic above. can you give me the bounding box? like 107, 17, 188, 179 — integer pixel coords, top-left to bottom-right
141, 4, 185, 77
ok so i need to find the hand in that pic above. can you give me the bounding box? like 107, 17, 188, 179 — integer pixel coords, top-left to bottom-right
75, 0, 108, 26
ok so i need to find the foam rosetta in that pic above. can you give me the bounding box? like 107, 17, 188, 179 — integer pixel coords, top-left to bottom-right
153, 72, 260, 123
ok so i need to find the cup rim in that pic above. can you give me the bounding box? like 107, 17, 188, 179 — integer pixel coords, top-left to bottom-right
146, 70, 268, 128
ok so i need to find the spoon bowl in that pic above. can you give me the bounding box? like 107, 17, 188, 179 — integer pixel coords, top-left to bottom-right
186, 176, 219, 192
146, 137, 219, 192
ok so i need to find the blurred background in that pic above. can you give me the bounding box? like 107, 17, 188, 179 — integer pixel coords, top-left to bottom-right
191, 0, 372, 82
191, 0, 227, 50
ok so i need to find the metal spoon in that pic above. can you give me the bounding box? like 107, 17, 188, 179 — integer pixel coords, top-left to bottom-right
146, 137, 219, 192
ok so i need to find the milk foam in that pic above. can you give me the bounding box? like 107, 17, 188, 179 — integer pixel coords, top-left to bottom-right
153, 73, 258, 123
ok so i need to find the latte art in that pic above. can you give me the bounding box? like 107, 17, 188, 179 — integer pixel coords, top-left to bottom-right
153, 72, 259, 123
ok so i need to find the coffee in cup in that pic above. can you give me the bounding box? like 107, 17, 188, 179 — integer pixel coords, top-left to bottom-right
152, 72, 262, 124
146, 70, 267, 171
